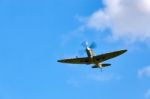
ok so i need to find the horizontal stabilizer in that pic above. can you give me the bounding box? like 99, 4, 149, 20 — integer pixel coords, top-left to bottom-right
92, 63, 111, 68
102, 63, 111, 67
92, 65, 99, 68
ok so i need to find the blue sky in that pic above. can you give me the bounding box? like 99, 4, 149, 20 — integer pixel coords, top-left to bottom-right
0, 0, 150, 99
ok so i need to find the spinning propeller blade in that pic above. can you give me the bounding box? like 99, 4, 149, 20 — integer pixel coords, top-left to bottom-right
82, 41, 88, 48
89, 42, 97, 49
82, 41, 97, 49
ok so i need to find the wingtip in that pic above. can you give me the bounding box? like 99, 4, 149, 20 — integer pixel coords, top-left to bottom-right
121, 49, 127, 54
57, 60, 61, 62
124, 49, 128, 52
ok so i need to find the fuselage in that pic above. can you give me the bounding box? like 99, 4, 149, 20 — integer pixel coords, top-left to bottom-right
86, 47, 94, 58
85, 47, 100, 66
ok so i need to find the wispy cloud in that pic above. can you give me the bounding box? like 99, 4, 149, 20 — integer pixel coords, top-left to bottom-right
66, 73, 121, 87
83, 0, 150, 43
138, 66, 150, 78
60, 26, 85, 47
145, 89, 150, 99
86, 73, 121, 82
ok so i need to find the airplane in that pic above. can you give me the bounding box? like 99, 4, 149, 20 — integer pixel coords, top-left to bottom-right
57, 42, 127, 69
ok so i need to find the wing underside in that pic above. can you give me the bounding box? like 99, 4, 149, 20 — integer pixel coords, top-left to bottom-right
94, 50, 127, 62
57, 57, 91, 64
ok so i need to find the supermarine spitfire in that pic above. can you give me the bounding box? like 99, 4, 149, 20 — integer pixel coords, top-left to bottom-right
57, 41, 127, 69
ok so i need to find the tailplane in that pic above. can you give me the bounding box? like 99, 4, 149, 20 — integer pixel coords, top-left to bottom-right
92, 63, 111, 68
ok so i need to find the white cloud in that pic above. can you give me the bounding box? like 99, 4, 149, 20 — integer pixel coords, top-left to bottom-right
145, 89, 150, 99
86, 10, 110, 31
138, 66, 150, 78
85, 0, 150, 43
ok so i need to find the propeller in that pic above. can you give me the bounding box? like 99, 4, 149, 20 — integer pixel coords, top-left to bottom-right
82, 41, 89, 48
89, 42, 97, 49
79, 41, 97, 56
82, 41, 97, 49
